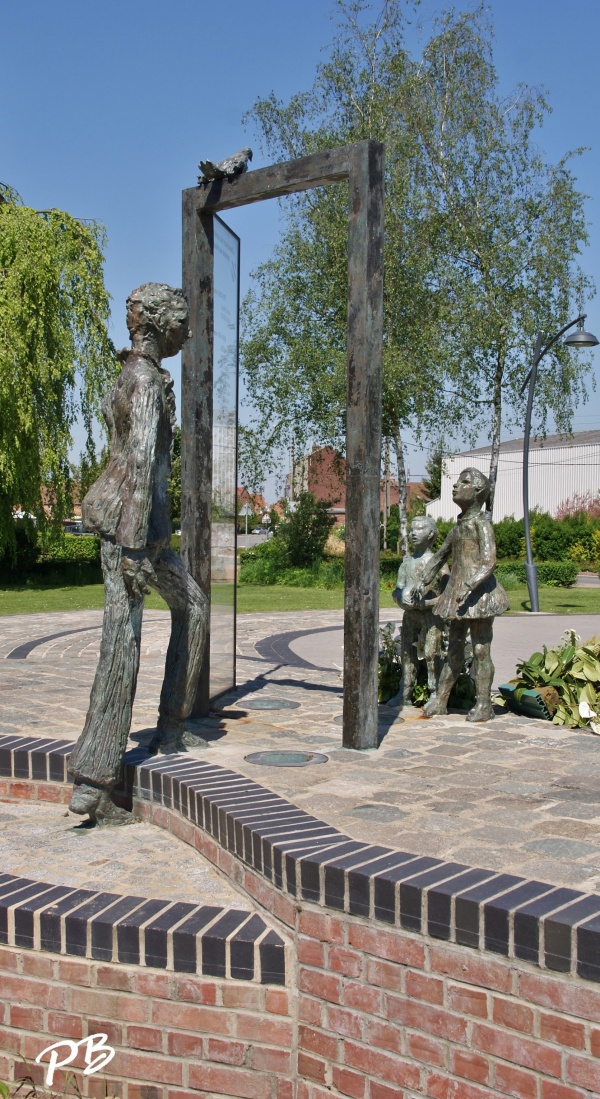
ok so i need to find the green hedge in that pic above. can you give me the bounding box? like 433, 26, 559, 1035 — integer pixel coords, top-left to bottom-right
240, 537, 578, 591
495, 560, 577, 588
38, 534, 101, 566
239, 543, 345, 589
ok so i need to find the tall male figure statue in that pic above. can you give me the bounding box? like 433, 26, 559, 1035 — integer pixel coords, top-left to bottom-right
68, 283, 208, 824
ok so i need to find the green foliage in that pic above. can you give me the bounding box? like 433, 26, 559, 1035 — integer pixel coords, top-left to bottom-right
480, 511, 600, 568
168, 425, 181, 522
239, 2, 467, 487
505, 629, 600, 729
422, 442, 445, 502
240, 3, 594, 514
495, 561, 577, 587
70, 442, 109, 502
276, 492, 336, 567
0, 529, 101, 584
0, 518, 38, 575
378, 621, 402, 702
38, 533, 100, 566
493, 516, 525, 560
382, 505, 400, 552
239, 537, 345, 589
435, 518, 454, 547
0, 186, 116, 554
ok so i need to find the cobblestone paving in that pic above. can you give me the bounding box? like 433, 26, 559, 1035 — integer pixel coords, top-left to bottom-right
2, 609, 600, 895
0, 798, 242, 905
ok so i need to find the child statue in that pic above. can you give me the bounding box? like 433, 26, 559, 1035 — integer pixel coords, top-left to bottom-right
417, 467, 509, 722
392, 514, 447, 704
68, 283, 208, 825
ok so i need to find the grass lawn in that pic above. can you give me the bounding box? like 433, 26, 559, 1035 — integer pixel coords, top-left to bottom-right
0, 584, 168, 616
2, 581, 600, 617
0, 583, 345, 616
503, 585, 600, 615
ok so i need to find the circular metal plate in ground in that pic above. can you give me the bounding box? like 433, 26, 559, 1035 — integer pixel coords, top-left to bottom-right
245, 750, 328, 767
242, 698, 300, 710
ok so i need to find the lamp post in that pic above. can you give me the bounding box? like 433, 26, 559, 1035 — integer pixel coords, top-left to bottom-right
521, 314, 599, 612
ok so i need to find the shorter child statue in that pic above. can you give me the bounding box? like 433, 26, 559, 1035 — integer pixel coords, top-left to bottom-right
418, 467, 509, 722
392, 515, 447, 704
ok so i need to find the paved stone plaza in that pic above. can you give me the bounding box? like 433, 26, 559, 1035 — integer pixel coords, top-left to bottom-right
1, 608, 600, 896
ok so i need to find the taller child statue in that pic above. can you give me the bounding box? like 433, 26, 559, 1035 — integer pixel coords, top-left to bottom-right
68, 283, 208, 824
418, 467, 509, 722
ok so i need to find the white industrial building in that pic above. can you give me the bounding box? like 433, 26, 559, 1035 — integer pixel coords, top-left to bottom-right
425, 430, 600, 521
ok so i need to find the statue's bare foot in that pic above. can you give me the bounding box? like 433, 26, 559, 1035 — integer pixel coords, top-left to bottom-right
148, 718, 208, 754
423, 697, 447, 717
466, 702, 494, 723
182, 730, 209, 749
69, 783, 134, 826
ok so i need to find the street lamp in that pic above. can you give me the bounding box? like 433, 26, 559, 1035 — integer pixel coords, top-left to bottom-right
521, 314, 599, 612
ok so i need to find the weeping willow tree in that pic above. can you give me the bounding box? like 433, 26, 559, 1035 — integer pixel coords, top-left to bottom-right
0, 183, 116, 554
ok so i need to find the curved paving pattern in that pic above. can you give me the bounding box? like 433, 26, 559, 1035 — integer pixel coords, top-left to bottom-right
2, 610, 600, 892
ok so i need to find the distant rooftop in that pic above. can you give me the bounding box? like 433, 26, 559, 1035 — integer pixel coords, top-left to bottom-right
458, 430, 600, 456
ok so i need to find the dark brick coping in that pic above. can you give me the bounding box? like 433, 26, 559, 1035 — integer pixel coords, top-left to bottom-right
0, 870, 285, 983
2, 732, 600, 983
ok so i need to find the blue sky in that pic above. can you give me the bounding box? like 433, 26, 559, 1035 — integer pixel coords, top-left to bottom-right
3, 0, 600, 494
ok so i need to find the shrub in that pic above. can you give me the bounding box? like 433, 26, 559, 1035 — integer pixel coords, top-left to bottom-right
276, 492, 336, 566
380, 553, 402, 581
435, 518, 454, 547
493, 516, 524, 559
495, 560, 577, 587
34, 533, 102, 585
556, 491, 600, 519
530, 510, 600, 563
38, 533, 100, 566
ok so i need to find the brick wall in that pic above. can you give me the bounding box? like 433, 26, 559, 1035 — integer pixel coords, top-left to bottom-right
4, 898, 600, 1098
0, 946, 293, 1098
2, 735, 600, 1097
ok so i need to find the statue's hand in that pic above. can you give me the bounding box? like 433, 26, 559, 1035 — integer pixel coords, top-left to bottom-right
410, 584, 423, 605
419, 564, 434, 587
121, 550, 154, 601
456, 585, 471, 605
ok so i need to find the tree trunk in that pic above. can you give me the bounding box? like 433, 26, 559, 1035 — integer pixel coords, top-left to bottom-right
383, 437, 390, 550
392, 426, 409, 555
487, 356, 504, 515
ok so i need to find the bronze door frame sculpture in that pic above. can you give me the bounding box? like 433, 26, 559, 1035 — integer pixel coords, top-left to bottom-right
182, 140, 384, 751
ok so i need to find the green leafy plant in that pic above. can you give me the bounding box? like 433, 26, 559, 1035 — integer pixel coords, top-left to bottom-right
378, 622, 402, 703
505, 629, 600, 728
277, 492, 336, 567
411, 683, 430, 707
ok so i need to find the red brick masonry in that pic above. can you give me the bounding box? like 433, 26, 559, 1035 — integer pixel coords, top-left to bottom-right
1, 733, 600, 1098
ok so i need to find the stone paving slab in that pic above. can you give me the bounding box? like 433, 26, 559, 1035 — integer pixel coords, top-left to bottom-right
2, 609, 600, 895
0, 797, 242, 906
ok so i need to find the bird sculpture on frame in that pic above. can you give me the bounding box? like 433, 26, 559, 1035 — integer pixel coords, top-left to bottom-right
198, 147, 253, 182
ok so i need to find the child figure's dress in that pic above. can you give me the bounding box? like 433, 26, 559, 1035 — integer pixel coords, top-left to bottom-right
433, 513, 509, 622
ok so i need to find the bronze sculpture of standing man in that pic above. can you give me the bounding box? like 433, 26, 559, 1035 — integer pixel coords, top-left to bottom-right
68, 283, 208, 824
